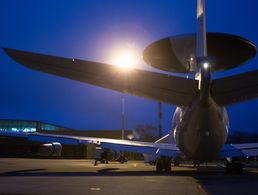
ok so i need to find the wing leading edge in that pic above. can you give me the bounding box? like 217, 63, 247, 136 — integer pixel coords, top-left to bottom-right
3, 131, 258, 159
3, 48, 198, 107
0, 131, 179, 157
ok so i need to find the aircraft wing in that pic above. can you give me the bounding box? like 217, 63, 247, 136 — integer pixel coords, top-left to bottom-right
0, 131, 179, 157
211, 70, 258, 105
220, 143, 258, 158
3, 48, 198, 107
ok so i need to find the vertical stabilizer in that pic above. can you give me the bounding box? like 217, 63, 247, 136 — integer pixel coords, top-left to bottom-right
197, 0, 207, 58
196, 0, 208, 90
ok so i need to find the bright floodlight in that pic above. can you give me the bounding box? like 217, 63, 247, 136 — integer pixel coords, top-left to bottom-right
203, 62, 209, 69
112, 50, 136, 70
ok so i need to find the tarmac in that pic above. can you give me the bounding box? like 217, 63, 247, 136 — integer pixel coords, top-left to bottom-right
0, 158, 258, 195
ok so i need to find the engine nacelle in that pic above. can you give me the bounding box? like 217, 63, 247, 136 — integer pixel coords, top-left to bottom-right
102, 149, 121, 161
37, 142, 62, 157
96, 148, 128, 163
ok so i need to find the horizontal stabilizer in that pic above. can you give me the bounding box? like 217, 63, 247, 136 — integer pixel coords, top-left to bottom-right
3, 48, 198, 106
211, 70, 258, 105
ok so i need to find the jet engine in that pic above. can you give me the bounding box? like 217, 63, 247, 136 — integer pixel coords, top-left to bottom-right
100, 149, 128, 163
101, 149, 121, 161
36, 142, 62, 157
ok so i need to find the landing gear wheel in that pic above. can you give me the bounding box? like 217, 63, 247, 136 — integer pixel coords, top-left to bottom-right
94, 160, 98, 166
155, 157, 171, 173
165, 161, 171, 172
226, 163, 243, 174
118, 156, 128, 164
173, 161, 180, 167
193, 162, 200, 167
156, 162, 162, 172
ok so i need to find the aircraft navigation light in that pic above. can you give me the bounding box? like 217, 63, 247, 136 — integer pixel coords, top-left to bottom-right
203, 62, 209, 69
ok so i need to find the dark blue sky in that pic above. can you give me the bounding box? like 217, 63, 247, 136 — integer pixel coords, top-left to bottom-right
0, 0, 258, 134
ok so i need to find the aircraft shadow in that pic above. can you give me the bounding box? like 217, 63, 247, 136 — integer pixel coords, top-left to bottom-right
195, 174, 258, 195
2, 167, 258, 194
1, 167, 257, 177
1, 168, 258, 195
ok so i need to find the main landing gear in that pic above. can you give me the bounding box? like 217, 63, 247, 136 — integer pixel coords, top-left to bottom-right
193, 162, 200, 167
225, 159, 243, 174
156, 156, 171, 173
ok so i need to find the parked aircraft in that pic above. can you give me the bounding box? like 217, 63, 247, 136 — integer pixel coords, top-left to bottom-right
1, 0, 258, 173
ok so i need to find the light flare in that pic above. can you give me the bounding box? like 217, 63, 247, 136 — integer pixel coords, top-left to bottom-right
107, 43, 140, 71
112, 50, 137, 70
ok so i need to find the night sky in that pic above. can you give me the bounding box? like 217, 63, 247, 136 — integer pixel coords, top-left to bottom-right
0, 0, 258, 134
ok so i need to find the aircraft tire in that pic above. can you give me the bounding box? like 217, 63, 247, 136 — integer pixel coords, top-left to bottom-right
156, 162, 162, 172
156, 157, 171, 172
174, 162, 180, 166
226, 163, 243, 174
165, 161, 171, 172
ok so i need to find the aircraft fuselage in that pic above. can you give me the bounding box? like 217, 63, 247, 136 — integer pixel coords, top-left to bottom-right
173, 94, 229, 162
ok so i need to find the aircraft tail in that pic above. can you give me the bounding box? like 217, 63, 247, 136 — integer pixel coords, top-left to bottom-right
195, 0, 258, 106
2, 0, 257, 108
196, 0, 207, 59
195, 0, 212, 104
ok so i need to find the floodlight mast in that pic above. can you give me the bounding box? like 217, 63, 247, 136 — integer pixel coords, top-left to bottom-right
122, 95, 125, 140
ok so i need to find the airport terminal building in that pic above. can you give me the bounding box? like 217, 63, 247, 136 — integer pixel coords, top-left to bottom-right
0, 119, 68, 132
0, 119, 137, 159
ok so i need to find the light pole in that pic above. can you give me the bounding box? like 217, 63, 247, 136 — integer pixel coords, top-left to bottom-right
158, 102, 162, 138
121, 95, 125, 140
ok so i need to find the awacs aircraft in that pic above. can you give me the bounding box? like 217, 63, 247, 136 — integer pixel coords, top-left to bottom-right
1, 0, 258, 173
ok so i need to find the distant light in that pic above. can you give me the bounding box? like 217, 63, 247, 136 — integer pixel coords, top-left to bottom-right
11, 128, 18, 132
203, 62, 209, 69
190, 57, 194, 61
127, 134, 134, 140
